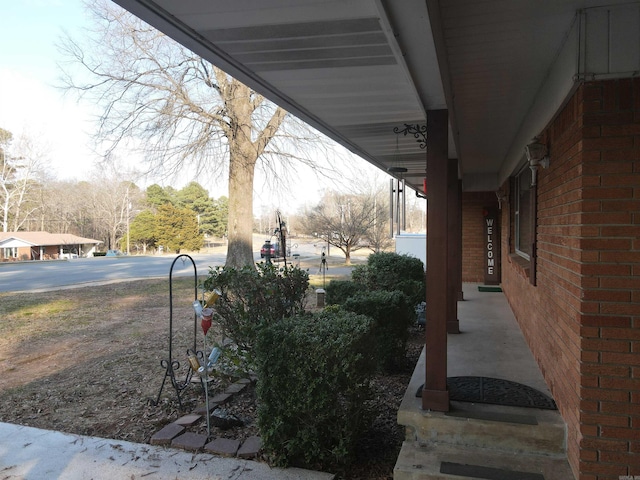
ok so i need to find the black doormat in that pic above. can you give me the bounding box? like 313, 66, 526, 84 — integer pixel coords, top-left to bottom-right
416, 376, 557, 410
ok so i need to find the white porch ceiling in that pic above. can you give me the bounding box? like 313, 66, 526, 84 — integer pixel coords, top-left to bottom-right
112, 0, 638, 193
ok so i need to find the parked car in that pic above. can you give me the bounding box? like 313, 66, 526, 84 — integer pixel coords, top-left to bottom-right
105, 249, 123, 257
260, 241, 281, 258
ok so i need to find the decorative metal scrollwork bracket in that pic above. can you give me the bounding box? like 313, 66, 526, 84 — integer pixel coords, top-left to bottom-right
393, 123, 427, 149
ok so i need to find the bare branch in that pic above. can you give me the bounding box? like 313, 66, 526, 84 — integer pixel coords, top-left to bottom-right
56, 0, 350, 267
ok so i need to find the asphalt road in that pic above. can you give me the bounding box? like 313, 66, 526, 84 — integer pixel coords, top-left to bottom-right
0, 253, 228, 293
0, 241, 357, 293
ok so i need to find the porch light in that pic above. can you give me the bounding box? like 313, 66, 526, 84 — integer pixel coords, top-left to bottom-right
524, 136, 549, 186
495, 189, 507, 209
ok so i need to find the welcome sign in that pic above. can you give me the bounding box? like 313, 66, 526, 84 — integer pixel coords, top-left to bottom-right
484, 208, 500, 285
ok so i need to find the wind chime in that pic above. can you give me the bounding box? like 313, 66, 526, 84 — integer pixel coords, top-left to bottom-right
388, 132, 408, 237
388, 174, 406, 237
389, 123, 429, 236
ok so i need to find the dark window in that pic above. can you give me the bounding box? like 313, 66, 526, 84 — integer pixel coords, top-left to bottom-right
515, 165, 532, 259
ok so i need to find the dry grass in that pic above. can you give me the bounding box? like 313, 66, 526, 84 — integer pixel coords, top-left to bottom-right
0, 278, 207, 441
0, 274, 421, 479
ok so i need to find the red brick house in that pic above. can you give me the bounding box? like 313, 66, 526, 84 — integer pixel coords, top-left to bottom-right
102, 1, 640, 477
462, 80, 640, 478
0, 231, 102, 260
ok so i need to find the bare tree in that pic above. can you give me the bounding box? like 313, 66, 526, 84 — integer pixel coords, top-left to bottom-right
367, 186, 393, 253
0, 130, 48, 232
405, 194, 427, 233
33, 180, 92, 235
58, 0, 338, 267
86, 169, 142, 250
299, 190, 378, 265
0, 128, 15, 232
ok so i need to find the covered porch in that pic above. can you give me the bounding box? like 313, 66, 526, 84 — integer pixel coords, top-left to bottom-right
396, 282, 573, 478
96, 1, 640, 476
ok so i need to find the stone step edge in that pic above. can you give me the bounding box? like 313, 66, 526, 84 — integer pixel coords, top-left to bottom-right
399, 405, 566, 456
393, 440, 573, 480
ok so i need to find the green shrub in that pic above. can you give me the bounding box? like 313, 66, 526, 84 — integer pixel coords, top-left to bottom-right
202, 262, 309, 370
350, 263, 368, 283
352, 252, 425, 307
324, 279, 365, 305
256, 310, 376, 470
341, 289, 413, 372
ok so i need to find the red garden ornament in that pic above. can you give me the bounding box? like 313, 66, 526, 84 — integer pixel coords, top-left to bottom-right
201, 307, 213, 335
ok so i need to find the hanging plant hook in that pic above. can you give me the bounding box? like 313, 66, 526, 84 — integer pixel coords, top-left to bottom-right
393, 123, 427, 149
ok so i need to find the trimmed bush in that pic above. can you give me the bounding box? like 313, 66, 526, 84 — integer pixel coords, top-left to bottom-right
352, 252, 425, 307
341, 289, 413, 372
350, 263, 368, 283
324, 279, 365, 305
256, 310, 376, 470
202, 262, 309, 370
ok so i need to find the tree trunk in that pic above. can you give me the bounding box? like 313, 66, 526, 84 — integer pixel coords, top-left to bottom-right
344, 245, 351, 266
222, 78, 286, 269
225, 153, 255, 268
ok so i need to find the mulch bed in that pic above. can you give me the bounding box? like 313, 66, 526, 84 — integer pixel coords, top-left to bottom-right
0, 279, 424, 479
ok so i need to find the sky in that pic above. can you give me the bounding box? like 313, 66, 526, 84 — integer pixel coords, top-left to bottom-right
0, 0, 388, 215
0, 0, 98, 179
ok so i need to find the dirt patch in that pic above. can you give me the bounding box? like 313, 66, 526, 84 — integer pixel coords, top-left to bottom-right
0, 278, 423, 479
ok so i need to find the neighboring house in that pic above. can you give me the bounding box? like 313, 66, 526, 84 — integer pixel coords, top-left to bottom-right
0, 232, 102, 261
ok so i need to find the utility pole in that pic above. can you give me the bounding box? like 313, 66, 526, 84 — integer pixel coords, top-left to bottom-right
126, 199, 131, 255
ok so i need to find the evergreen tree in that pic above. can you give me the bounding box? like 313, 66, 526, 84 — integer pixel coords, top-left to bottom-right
155, 203, 203, 253
128, 209, 158, 253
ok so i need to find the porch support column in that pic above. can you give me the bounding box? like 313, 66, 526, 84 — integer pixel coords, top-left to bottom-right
447, 158, 460, 334
422, 109, 450, 412
456, 179, 464, 301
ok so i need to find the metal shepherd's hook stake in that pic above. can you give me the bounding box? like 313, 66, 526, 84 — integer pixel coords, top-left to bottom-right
319, 250, 327, 288
197, 288, 221, 439
199, 306, 214, 438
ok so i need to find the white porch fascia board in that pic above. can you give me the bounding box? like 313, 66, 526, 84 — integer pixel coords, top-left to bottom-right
499, 3, 640, 185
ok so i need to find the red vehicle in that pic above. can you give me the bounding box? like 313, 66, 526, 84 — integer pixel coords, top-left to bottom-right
260, 241, 281, 258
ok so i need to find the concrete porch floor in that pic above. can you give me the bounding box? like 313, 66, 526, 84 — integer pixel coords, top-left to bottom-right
450, 283, 551, 395
395, 283, 574, 480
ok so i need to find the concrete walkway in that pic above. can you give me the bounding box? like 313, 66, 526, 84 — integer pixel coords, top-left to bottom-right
0, 422, 334, 480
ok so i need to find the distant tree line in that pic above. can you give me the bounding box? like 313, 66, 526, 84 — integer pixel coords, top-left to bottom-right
1, 130, 228, 254
3, 124, 427, 258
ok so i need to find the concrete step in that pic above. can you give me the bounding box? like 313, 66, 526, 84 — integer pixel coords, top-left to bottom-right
394, 441, 574, 480
398, 401, 566, 456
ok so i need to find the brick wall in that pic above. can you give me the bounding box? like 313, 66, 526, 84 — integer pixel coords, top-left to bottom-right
575, 78, 640, 479
501, 78, 640, 479
462, 192, 498, 283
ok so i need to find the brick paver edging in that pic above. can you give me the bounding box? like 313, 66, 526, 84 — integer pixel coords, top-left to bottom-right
150, 378, 262, 459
